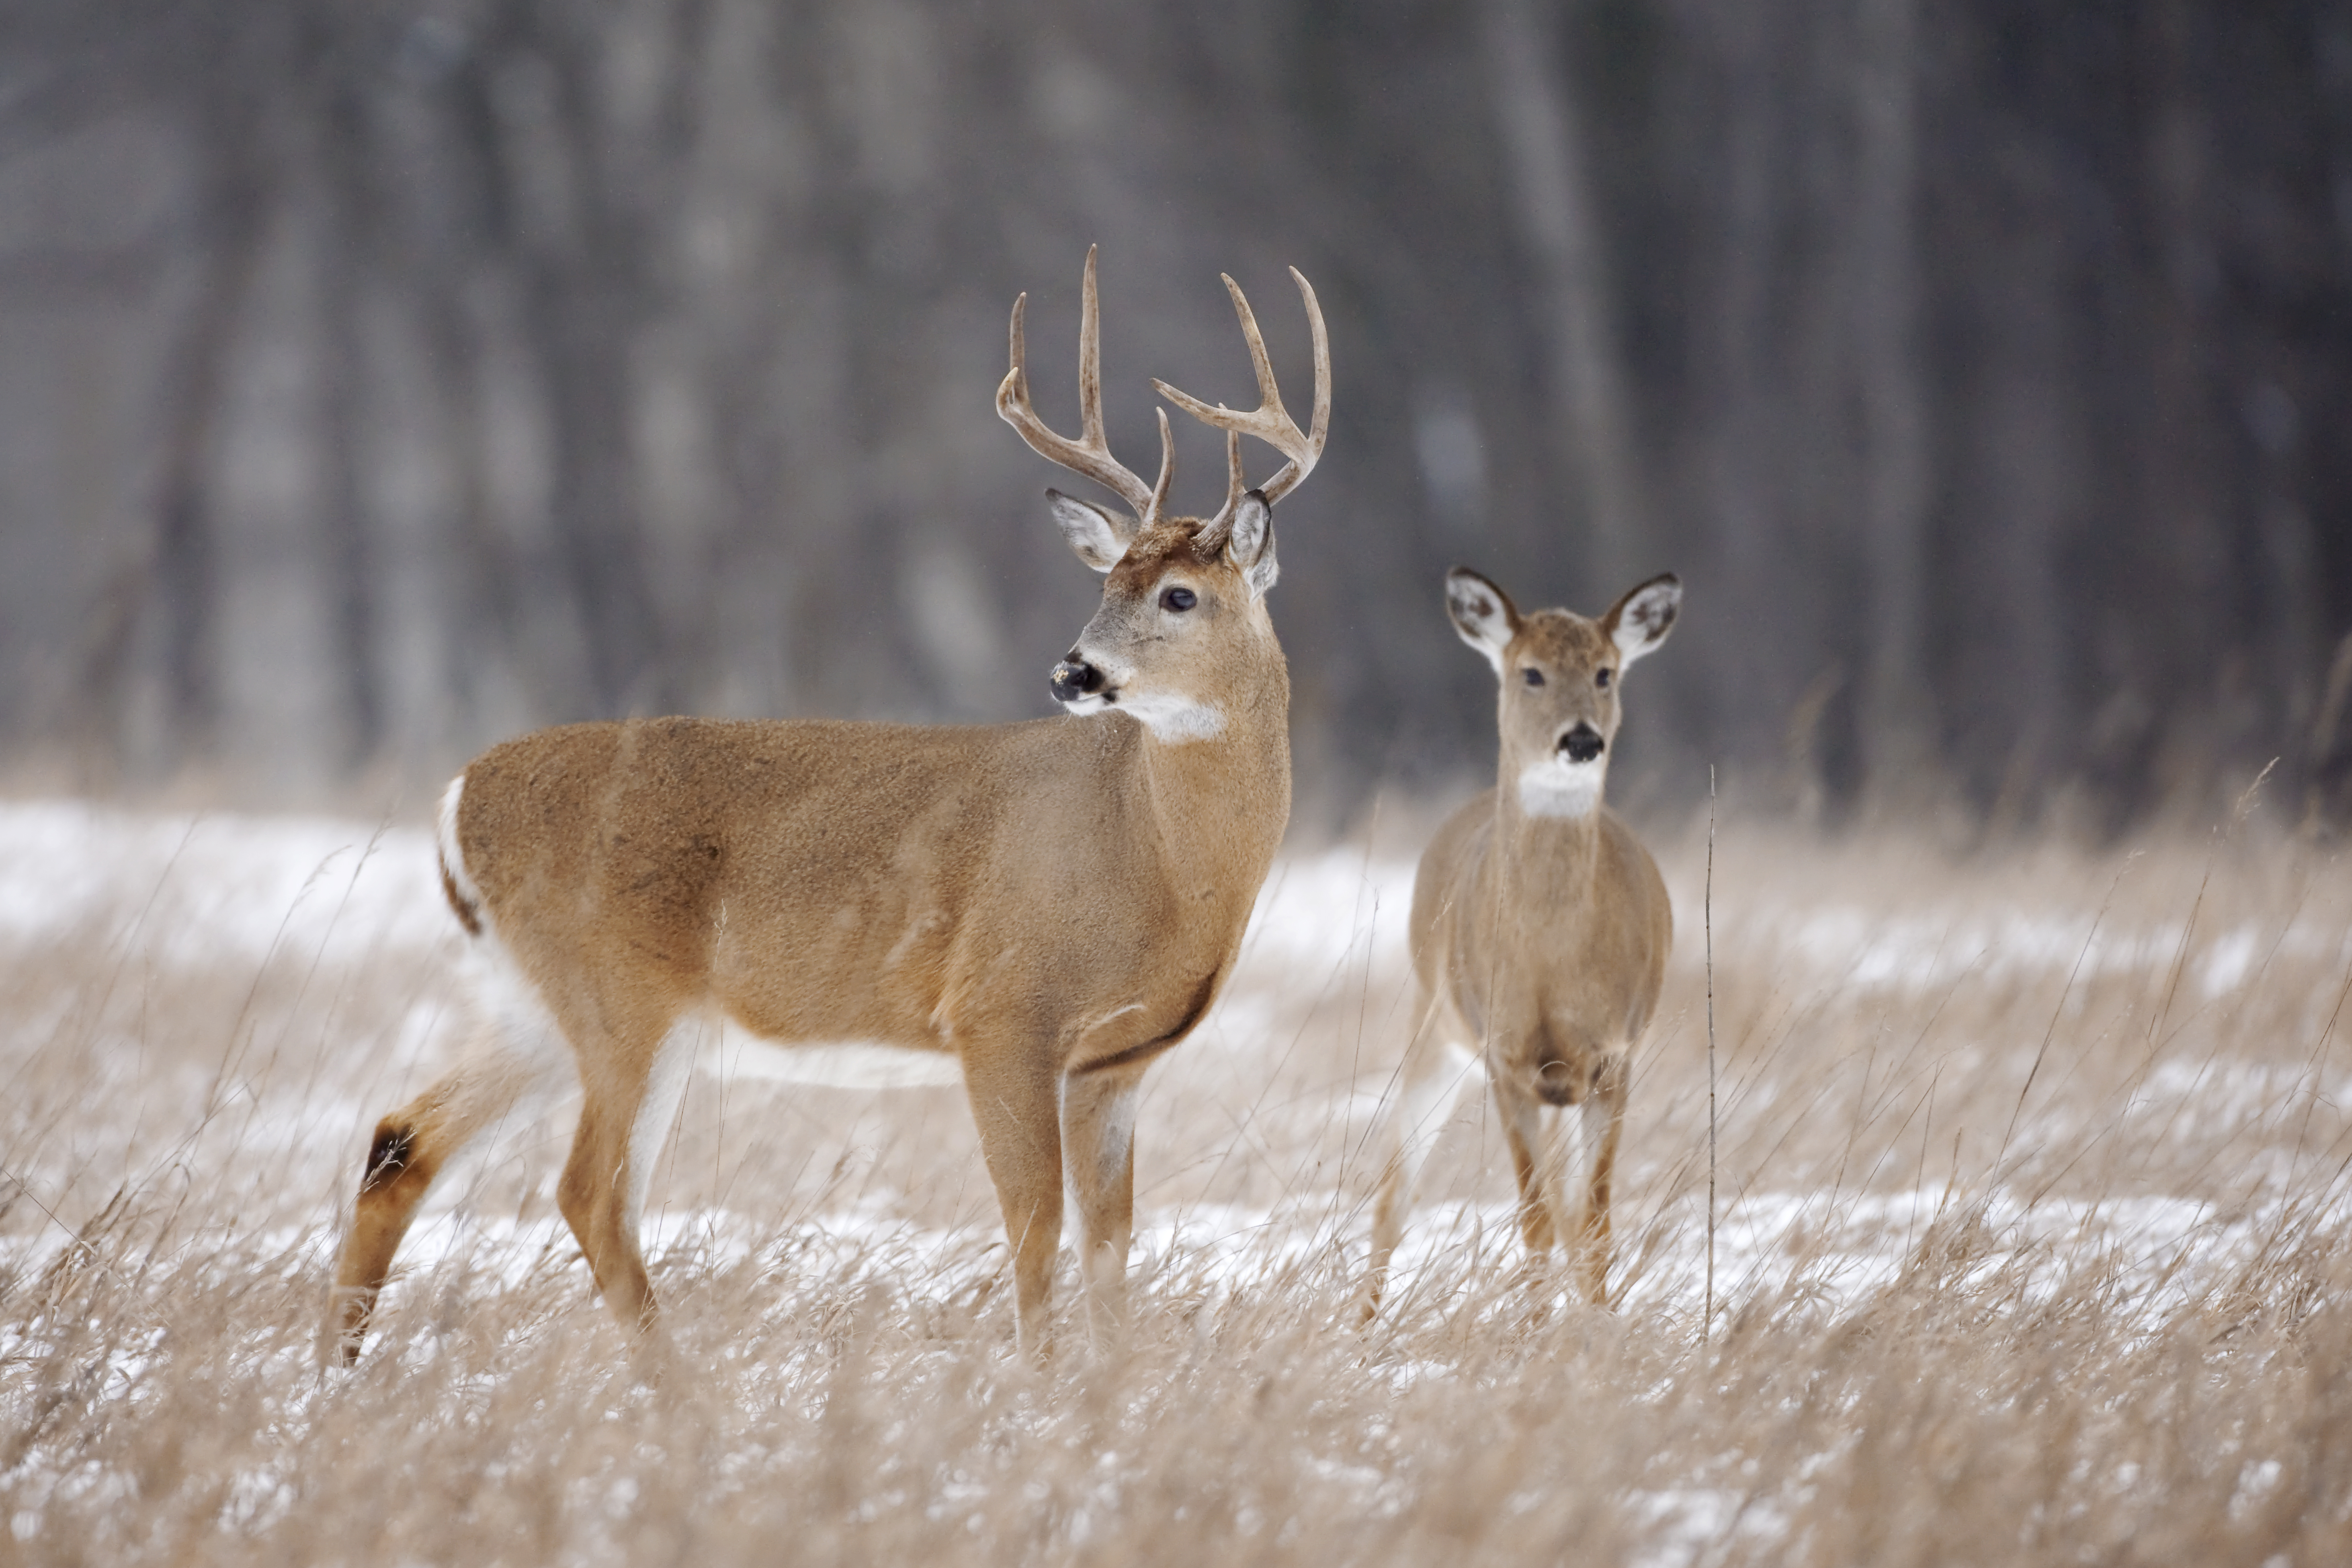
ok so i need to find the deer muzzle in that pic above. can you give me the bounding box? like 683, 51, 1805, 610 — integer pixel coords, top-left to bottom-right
1559, 723, 1606, 764
1051, 655, 1106, 705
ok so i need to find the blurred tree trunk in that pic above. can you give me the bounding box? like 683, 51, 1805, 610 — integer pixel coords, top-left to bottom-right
1852, 0, 1934, 796
383, 37, 529, 746
2137, 0, 2233, 801
1696, 0, 1799, 779
120, 93, 272, 767
504, 21, 665, 720
1479, 0, 1645, 595
411, 269, 518, 743
310, 55, 383, 766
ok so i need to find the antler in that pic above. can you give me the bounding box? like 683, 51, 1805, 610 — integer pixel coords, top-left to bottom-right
997, 246, 1173, 539
1153, 267, 1330, 527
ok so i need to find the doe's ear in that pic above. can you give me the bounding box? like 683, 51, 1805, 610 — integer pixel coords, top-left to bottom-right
1048, 489, 1127, 573
1602, 572, 1682, 667
1444, 567, 1519, 675
1223, 490, 1278, 599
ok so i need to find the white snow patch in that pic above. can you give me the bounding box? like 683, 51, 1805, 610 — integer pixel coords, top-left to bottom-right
1235, 849, 1415, 979
0, 798, 449, 972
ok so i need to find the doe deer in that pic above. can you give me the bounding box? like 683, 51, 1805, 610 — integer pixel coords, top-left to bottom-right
325, 249, 1329, 1363
1364, 566, 1680, 1316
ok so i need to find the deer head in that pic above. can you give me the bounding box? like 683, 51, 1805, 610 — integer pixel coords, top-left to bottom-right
998, 248, 1329, 743
1445, 567, 1682, 818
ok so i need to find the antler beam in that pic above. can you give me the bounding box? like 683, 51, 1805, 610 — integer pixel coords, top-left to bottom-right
997, 246, 1172, 538
1153, 267, 1330, 525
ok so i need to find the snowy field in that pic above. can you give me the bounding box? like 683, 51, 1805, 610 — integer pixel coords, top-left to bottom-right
3, 794, 2350, 1564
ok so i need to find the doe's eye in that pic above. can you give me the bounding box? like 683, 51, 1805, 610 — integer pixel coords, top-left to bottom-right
1162, 586, 1197, 612
1521, 668, 1544, 687
1595, 667, 1614, 689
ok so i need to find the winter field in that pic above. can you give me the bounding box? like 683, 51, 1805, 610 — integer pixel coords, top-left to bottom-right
2, 791, 2350, 1565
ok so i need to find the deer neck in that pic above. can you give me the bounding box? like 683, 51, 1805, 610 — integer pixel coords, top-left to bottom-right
1491, 754, 1606, 908
1129, 648, 1291, 922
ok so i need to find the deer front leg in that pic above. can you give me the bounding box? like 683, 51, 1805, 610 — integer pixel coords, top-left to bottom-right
1569, 1059, 1627, 1308
1060, 1065, 1144, 1353
965, 1056, 1066, 1363
1493, 1074, 1558, 1257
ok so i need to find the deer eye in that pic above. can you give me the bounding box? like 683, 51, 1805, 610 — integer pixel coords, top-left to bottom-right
1595, 667, 1613, 689
1521, 668, 1544, 687
1162, 586, 1197, 612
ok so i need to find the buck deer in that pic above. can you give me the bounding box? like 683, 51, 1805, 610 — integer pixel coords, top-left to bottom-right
324, 249, 1328, 1364
1363, 566, 1680, 1316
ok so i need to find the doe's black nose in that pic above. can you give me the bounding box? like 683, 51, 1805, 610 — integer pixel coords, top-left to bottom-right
1560, 723, 1606, 764
1050, 656, 1104, 703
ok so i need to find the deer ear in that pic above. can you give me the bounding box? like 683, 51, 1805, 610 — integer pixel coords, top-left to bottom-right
1602, 572, 1681, 667
1048, 490, 1126, 572
1222, 490, 1278, 598
1445, 567, 1518, 675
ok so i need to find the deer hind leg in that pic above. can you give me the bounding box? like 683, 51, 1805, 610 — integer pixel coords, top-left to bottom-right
325, 1029, 568, 1365
1364, 1026, 1476, 1320
1061, 1065, 1144, 1353
964, 1058, 1065, 1363
553, 1013, 696, 1336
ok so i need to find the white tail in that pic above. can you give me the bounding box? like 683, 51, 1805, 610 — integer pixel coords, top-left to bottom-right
326, 250, 1331, 1364
1365, 566, 1680, 1315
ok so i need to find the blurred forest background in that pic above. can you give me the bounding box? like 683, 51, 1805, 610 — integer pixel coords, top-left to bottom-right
1, 0, 2348, 832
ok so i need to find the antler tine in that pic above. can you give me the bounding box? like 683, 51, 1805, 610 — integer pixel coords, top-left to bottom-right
1221, 428, 1245, 523
1078, 245, 1104, 446
1289, 266, 1333, 483
1148, 408, 1175, 523
1153, 266, 1331, 523
997, 246, 1162, 532
1196, 427, 1250, 554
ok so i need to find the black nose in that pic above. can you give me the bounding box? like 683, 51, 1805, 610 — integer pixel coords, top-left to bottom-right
1560, 723, 1605, 764
1536, 1060, 1582, 1107
1050, 655, 1104, 703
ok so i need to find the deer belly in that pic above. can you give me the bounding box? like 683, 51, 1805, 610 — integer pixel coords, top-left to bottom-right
700, 1023, 964, 1090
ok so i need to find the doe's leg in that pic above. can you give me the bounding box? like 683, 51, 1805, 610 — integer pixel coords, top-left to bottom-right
1494, 1073, 1559, 1257
1568, 1062, 1626, 1307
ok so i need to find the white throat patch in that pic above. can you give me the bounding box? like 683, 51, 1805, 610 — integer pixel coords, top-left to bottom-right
1117, 692, 1226, 743
1063, 689, 1225, 742
1056, 654, 1226, 742
1516, 757, 1606, 819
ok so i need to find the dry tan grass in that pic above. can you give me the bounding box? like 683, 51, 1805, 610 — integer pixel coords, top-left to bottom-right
3, 796, 2350, 1565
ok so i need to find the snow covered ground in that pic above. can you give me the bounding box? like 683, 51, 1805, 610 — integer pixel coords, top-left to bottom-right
2, 796, 2348, 1564
3, 795, 2342, 1322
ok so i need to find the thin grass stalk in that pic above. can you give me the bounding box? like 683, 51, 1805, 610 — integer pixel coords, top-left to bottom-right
1705, 763, 1717, 1349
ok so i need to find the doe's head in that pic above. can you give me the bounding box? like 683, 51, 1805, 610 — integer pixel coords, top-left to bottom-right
1444, 566, 1682, 817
